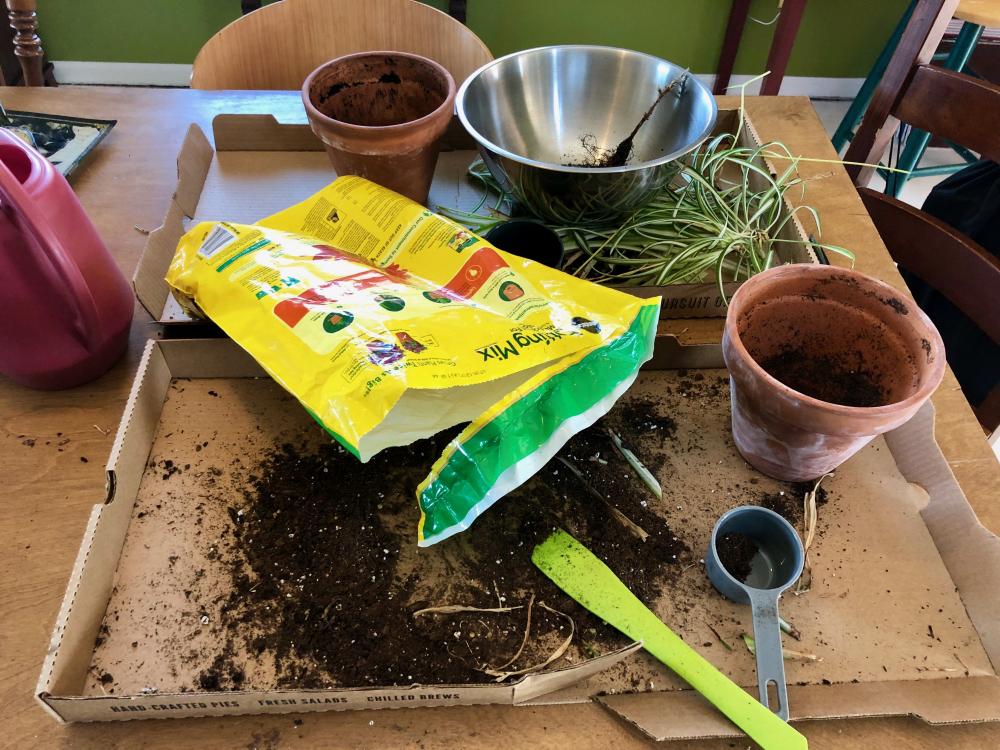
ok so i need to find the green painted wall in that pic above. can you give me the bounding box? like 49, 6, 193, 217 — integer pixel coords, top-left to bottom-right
42, 0, 907, 78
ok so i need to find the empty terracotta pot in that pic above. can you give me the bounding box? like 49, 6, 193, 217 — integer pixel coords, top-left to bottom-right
722, 265, 945, 482
302, 51, 456, 205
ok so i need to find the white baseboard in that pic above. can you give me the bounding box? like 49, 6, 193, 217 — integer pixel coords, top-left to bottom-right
694, 74, 864, 99
51, 61, 863, 98
52, 61, 193, 87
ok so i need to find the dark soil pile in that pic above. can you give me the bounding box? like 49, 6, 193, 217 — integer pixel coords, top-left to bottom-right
716, 532, 758, 582
756, 484, 828, 528
757, 490, 802, 524
675, 369, 730, 401
760, 351, 887, 408
213, 397, 689, 689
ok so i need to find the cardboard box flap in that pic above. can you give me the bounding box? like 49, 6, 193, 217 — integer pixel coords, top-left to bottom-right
134, 124, 214, 321
36, 502, 107, 702
513, 643, 642, 704
211, 113, 476, 153
174, 124, 216, 215
598, 676, 1000, 742
33, 338, 644, 723
156, 337, 266, 378
132, 110, 819, 325
645, 336, 723, 370
39, 646, 641, 725
885, 403, 1000, 673
40, 649, 621, 725
213, 114, 322, 152
108, 343, 173, 504
38, 342, 172, 700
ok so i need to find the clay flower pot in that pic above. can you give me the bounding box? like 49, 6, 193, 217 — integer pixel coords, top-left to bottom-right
302, 51, 456, 205
722, 265, 945, 482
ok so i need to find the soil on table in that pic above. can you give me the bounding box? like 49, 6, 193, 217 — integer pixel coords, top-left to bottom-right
760, 351, 887, 408
206, 397, 688, 690
755, 482, 829, 523
716, 532, 758, 583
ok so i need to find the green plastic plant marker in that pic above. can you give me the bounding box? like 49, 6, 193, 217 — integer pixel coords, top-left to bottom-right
532, 529, 807, 750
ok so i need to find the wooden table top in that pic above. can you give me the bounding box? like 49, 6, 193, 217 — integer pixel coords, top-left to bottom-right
0, 86, 997, 750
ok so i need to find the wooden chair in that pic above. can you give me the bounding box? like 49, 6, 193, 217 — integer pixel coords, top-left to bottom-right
845, 0, 1000, 431
833, 0, 1000, 195
192, 0, 492, 90
240, 0, 469, 22
4, 0, 46, 86
858, 187, 1000, 431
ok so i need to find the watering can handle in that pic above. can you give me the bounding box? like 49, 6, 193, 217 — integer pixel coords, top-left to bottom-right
0, 147, 104, 344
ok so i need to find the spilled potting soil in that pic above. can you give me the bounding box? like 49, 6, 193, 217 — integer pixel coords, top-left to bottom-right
88, 369, 895, 697
208, 398, 688, 689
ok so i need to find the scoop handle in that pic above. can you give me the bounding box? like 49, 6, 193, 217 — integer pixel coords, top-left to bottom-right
750, 590, 790, 721
533, 530, 807, 750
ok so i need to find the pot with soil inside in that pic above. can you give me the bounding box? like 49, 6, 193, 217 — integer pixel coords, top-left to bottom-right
302, 51, 456, 205
722, 264, 945, 482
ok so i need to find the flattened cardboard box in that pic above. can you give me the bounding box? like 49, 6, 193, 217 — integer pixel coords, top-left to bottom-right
35, 337, 642, 724
36, 338, 1000, 741
134, 110, 815, 323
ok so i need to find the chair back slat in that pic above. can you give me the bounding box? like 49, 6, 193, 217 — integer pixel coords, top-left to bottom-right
894, 65, 1000, 163
844, 0, 960, 184
859, 187, 1000, 345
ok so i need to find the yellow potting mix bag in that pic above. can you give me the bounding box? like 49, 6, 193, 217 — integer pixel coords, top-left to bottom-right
167, 176, 660, 545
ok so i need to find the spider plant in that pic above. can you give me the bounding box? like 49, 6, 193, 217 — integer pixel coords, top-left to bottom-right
438, 118, 854, 302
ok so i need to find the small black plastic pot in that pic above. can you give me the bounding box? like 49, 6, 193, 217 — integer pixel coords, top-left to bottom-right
484, 220, 565, 269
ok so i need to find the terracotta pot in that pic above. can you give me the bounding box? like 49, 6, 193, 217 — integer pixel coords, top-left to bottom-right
722, 265, 945, 482
302, 51, 456, 205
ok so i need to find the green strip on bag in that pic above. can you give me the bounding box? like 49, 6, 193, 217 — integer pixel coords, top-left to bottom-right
417, 302, 659, 546
303, 405, 360, 460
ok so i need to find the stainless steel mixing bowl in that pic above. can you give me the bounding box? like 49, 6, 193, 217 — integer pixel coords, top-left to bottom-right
456, 45, 718, 225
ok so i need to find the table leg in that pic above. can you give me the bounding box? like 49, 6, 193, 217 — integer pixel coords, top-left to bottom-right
713, 0, 752, 94
760, 0, 808, 96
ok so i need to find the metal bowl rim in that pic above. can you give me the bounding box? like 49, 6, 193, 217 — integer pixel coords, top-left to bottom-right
456, 44, 719, 175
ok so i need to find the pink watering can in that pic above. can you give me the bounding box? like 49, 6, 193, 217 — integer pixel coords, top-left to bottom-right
0, 128, 132, 389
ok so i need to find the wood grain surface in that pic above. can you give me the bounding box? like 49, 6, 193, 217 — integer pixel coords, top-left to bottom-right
190, 0, 492, 90
955, 0, 1000, 27
0, 86, 998, 749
